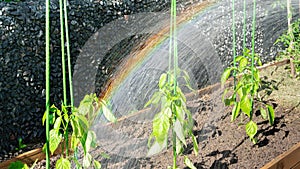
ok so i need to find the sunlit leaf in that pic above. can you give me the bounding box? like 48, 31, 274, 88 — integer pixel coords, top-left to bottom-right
191, 134, 198, 156
175, 136, 183, 155
76, 114, 89, 134
71, 133, 79, 150
102, 104, 116, 123
83, 153, 92, 168
56, 157, 70, 169
260, 107, 267, 120
245, 121, 257, 141
78, 103, 92, 116
174, 105, 184, 122
49, 129, 62, 155
221, 68, 232, 85
54, 116, 62, 131
94, 160, 101, 169
147, 139, 166, 156
240, 96, 251, 117
231, 102, 240, 122
152, 112, 170, 145
159, 73, 168, 89
239, 57, 248, 71
267, 105, 275, 125
174, 119, 186, 146
85, 130, 96, 152
184, 156, 197, 169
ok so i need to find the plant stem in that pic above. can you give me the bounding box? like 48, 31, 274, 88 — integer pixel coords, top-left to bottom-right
250, 0, 257, 120
45, 0, 50, 167
172, 128, 177, 169
64, 0, 72, 157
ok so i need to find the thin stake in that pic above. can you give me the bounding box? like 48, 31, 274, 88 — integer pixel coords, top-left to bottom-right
45, 0, 50, 167
232, 0, 237, 98
243, 0, 246, 50
250, 0, 257, 120
64, 0, 74, 107
59, 0, 67, 106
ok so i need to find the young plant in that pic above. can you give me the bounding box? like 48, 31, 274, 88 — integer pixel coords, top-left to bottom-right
145, 69, 198, 169
221, 49, 275, 143
275, 18, 300, 78
42, 93, 116, 169
15, 138, 27, 151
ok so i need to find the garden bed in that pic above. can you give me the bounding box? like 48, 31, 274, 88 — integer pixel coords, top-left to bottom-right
0, 60, 299, 169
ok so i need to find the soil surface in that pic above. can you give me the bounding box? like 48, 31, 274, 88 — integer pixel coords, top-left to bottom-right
86, 63, 300, 169
2, 63, 300, 169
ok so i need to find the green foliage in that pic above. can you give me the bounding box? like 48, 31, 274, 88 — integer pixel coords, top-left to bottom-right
146, 70, 198, 169
276, 18, 300, 77
221, 49, 275, 143
15, 138, 27, 151
42, 93, 115, 169
8, 160, 37, 169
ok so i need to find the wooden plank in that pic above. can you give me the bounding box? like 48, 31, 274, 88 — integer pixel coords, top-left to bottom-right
0, 138, 71, 169
261, 142, 300, 169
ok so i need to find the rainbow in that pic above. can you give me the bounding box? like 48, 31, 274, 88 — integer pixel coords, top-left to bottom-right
99, 1, 216, 103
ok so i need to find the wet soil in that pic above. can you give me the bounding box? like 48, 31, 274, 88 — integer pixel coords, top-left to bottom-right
90, 63, 300, 169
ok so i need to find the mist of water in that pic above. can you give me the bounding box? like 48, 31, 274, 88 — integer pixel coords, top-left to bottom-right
72, 0, 299, 168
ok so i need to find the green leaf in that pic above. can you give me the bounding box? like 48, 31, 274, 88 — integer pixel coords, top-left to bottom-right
145, 91, 161, 107
191, 134, 198, 156
56, 157, 71, 169
94, 160, 101, 169
102, 103, 116, 123
267, 105, 275, 125
147, 139, 166, 156
8, 161, 28, 169
54, 116, 62, 131
240, 96, 251, 117
239, 57, 248, 70
152, 112, 170, 145
231, 102, 240, 122
221, 68, 232, 85
184, 156, 197, 169
83, 153, 92, 168
174, 119, 186, 146
29, 159, 38, 169
71, 133, 80, 150
78, 103, 92, 116
260, 107, 267, 120
49, 129, 62, 155
245, 121, 258, 141
42, 111, 46, 126
174, 105, 184, 123
100, 152, 110, 159
85, 130, 96, 152
76, 114, 89, 134
175, 136, 183, 155
159, 73, 168, 89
